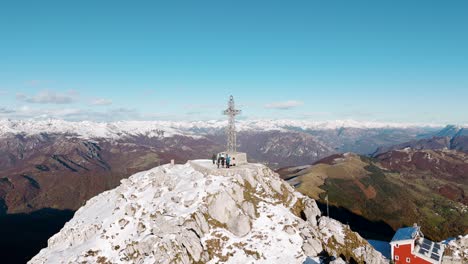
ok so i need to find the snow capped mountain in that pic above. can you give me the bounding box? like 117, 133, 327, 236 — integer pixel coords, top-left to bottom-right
0, 119, 444, 139
240, 119, 443, 131
29, 160, 386, 264
0, 119, 199, 139
436, 125, 466, 138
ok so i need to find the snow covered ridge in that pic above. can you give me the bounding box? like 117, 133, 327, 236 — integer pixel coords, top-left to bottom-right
29, 160, 387, 264
0, 119, 200, 139
0, 119, 444, 139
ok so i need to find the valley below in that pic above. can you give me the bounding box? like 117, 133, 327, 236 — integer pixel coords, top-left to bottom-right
279, 151, 468, 242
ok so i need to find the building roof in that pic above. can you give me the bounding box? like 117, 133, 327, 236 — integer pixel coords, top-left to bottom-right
391, 226, 419, 242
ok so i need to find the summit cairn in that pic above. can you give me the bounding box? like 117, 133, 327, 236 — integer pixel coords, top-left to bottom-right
221, 95, 247, 166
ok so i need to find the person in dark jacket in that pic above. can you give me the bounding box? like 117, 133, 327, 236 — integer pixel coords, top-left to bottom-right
212, 153, 216, 164
221, 153, 225, 168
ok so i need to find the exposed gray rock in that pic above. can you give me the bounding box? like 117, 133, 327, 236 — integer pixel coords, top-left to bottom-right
29, 160, 387, 264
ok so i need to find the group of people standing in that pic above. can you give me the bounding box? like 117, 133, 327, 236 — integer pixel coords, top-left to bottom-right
212, 153, 231, 168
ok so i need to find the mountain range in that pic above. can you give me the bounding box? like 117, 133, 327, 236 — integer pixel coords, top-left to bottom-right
0, 119, 466, 262
373, 125, 468, 156
0, 119, 448, 214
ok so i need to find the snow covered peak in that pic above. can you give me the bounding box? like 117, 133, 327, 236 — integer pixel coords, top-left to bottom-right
238, 119, 443, 131
0, 118, 443, 139
0, 119, 200, 139
29, 160, 386, 264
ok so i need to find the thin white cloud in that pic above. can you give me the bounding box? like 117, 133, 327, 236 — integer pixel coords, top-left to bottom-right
142, 89, 156, 96
186, 111, 202, 116
184, 103, 223, 110
24, 80, 55, 86
16, 93, 27, 100
0, 105, 137, 121
59, 107, 139, 121
0, 105, 172, 122
300, 112, 332, 118
90, 98, 113, 106
16, 90, 78, 104
265, 100, 304, 110
0, 107, 15, 114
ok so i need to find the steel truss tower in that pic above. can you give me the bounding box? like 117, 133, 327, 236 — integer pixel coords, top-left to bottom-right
223, 95, 241, 152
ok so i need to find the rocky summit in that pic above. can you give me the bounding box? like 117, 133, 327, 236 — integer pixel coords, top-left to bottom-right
29, 160, 386, 264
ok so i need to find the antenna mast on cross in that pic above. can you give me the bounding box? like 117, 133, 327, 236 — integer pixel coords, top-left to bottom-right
223, 95, 241, 152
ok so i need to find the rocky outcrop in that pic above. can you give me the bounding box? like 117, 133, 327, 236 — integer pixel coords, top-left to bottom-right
29, 160, 387, 264
318, 217, 385, 264
443, 235, 468, 264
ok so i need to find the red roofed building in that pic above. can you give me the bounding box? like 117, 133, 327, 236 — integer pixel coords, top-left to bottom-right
390, 224, 444, 264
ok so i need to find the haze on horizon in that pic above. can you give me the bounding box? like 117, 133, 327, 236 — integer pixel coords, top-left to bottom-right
1, 1, 467, 124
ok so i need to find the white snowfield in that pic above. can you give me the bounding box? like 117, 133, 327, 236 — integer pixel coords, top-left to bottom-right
29, 160, 387, 264
0, 119, 443, 139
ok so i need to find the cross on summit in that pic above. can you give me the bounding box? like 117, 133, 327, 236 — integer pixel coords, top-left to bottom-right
223, 95, 241, 153
218, 95, 247, 166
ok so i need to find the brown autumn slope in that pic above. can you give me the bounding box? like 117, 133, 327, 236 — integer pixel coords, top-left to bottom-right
210, 130, 336, 168
0, 130, 336, 214
0, 134, 220, 214
375, 149, 468, 204
278, 151, 468, 241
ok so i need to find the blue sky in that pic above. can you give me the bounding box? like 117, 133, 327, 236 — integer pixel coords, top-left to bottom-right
0, 0, 467, 123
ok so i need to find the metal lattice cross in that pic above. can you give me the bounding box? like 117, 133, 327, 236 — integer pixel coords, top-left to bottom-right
223, 95, 241, 152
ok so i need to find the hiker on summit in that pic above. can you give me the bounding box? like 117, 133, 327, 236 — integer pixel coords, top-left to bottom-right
220, 153, 225, 168
226, 155, 231, 168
